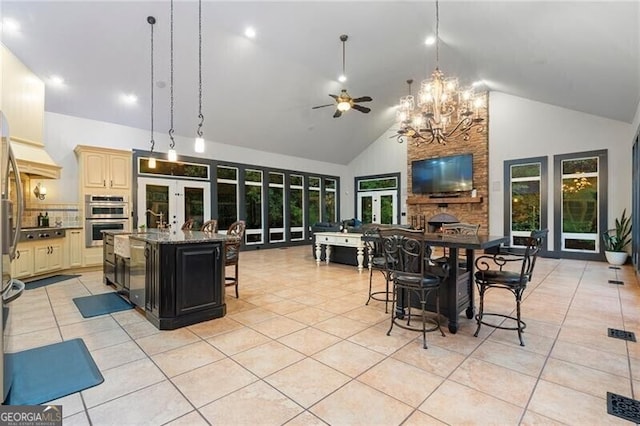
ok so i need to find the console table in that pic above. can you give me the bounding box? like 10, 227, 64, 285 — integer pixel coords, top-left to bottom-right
314, 232, 365, 272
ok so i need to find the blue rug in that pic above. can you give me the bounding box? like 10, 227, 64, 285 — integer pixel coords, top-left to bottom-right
25, 274, 81, 290
73, 292, 133, 318
5, 339, 104, 405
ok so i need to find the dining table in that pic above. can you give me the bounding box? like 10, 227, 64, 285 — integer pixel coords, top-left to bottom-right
396, 233, 509, 334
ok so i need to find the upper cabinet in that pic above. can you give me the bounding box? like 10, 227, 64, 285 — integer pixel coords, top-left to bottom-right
1, 44, 45, 145
75, 145, 131, 194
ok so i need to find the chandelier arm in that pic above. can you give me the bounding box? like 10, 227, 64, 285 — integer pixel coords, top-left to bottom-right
168, 0, 175, 150
442, 116, 474, 139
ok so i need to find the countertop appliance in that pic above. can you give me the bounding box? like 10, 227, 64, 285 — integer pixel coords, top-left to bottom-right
85, 194, 129, 248
1, 111, 26, 403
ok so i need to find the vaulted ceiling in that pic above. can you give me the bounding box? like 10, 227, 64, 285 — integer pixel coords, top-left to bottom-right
2, 1, 638, 164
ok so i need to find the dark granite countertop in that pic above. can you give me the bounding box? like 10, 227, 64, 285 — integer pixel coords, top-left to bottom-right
128, 229, 232, 244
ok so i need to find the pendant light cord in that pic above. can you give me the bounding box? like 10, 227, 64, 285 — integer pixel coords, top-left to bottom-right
197, 0, 204, 138
435, 0, 440, 68
149, 16, 155, 153
168, 0, 175, 149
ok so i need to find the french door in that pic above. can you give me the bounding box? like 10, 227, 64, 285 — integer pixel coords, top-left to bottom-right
137, 177, 210, 231
357, 190, 397, 225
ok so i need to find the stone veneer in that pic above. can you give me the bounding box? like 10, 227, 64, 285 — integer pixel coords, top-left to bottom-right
407, 93, 490, 233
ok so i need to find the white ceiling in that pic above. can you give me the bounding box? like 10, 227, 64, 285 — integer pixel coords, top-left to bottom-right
2, 1, 639, 165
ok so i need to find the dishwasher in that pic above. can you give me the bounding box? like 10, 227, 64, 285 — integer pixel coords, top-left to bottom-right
128, 239, 146, 307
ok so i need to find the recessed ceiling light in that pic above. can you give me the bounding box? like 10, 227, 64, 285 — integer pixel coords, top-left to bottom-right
2, 18, 21, 35
244, 27, 256, 39
425, 35, 436, 46
338, 74, 347, 83
121, 93, 138, 105
48, 75, 65, 87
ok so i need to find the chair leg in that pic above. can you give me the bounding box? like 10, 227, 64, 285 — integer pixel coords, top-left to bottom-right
420, 289, 427, 349
436, 287, 445, 337
365, 268, 374, 306
386, 283, 398, 337
474, 284, 486, 338
516, 290, 524, 346
234, 262, 239, 298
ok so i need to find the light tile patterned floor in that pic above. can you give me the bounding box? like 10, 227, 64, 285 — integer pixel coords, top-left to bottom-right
6, 246, 640, 425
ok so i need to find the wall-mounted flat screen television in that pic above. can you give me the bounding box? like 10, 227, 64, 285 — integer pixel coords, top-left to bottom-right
411, 154, 473, 194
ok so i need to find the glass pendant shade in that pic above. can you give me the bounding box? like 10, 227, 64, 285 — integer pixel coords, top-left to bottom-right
168, 149, 177, 162
194, 137, 205, 153
148, 157, 156, 168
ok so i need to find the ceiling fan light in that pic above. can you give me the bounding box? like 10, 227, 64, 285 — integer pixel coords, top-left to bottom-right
168, 149, 177, 162
338, 74, 347, 83
194, 137, 205, 153
337, 101, 351, 112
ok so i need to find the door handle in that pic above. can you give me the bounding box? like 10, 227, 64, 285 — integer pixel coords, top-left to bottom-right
110, 180, 113, 187
16, 250, 20, 259
8, 145, 23, 261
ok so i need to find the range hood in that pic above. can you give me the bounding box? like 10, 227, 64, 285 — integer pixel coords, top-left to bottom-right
10, 138, 61, 179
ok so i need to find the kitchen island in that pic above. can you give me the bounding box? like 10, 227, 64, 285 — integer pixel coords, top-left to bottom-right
106, 229, 232, 330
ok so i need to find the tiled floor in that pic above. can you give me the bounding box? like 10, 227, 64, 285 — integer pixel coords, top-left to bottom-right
7, 246, 640, 425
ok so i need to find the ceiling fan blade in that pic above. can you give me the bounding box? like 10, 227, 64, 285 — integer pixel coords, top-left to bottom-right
311, 104, 334, 109
352, 104, 371, 114
333, 109, 342, 118
352, 96, 372, 103
328, 94, 339, 100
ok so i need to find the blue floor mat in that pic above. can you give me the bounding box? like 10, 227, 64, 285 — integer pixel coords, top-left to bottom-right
25, 274, 81, 290
73, 292, 133, 318
5, 339, 104, 405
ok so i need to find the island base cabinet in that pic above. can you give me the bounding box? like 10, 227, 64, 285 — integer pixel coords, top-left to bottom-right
145, 241, 226, 330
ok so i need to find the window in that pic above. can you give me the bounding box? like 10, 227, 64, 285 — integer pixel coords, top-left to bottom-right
289, 174, 304, 241
324, 178, 337, 223
308, 176, 321, 226
244, 169, 263, 244
268, 172, 285, 242
553, 150, 607, 260
217, 166, 238, 231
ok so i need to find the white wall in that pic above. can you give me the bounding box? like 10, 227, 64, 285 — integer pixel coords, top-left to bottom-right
343, 126, 407, 221
489, 92, 634, 249
43, 112, 348, 203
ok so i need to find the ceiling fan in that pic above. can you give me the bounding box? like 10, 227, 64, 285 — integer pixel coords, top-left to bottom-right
312, 34, 373, 118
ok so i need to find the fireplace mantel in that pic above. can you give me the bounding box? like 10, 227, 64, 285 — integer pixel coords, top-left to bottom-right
407, 196, 483, 205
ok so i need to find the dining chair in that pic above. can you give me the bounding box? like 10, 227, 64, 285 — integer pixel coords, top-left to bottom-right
432, 222, 480, 269
473, 228, 548, 346
181, 219, 194, 230
363, 226, 394, 313
379, 227, 445, 349
224, 220, 246, 298
201, 219, 218, 233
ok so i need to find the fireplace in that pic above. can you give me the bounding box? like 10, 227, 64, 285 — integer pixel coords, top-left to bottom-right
427, 213, 459, 232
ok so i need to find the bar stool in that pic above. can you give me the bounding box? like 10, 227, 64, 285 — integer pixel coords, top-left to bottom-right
473, 229, 548, 346
201, 219, 218, 233
379, 227, 445, 349
224, 220, 246, 298
364, 226, 394, 313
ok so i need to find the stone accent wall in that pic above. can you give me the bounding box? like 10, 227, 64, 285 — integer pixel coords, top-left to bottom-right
407, 93, 490, 233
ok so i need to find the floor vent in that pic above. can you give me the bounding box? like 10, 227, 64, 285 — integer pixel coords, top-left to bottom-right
607, 392, 640, 423
608, 328, 636, 342
608, 279, 624, 285
608, 266, 621, 270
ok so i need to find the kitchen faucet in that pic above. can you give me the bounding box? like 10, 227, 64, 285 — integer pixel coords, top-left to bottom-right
145, 209, 167, 229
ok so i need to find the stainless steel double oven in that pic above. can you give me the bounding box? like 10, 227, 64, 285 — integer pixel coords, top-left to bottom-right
85, 195, 129, 247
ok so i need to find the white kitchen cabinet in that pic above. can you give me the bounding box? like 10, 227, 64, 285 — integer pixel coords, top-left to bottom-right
33, 242, 63, 274
74, 145, 131, 192
11, 245, 34, 279
67, 229, 83, 268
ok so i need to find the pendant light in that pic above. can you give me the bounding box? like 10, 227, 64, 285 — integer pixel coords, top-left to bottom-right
194, 0, 205, 154
147, 16, 157, 169
167, 0, 177, 162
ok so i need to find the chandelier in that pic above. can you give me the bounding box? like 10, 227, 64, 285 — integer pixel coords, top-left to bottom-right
396, 0, 485, 145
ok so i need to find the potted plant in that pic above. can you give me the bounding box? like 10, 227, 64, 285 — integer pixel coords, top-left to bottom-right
602, 209, 632, 265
